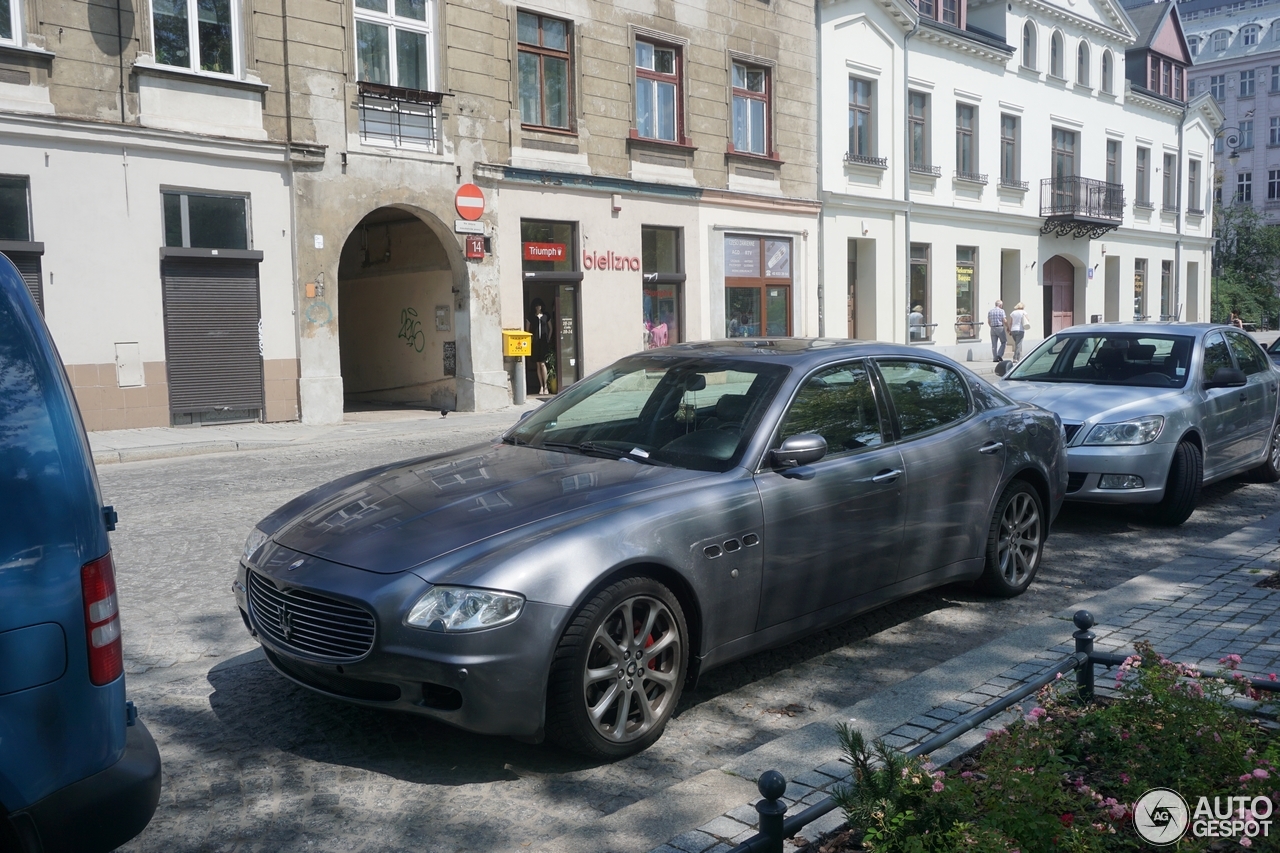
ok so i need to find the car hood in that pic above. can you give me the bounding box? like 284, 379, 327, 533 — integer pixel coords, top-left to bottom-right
271, 442, 707, 573
999, 380, 1184, 423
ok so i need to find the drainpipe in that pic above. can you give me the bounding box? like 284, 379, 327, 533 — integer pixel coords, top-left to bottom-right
816, 0, 826, 337
1175, 103, 1186, 320
116, 0, 126, 122
903, 17, 920, 343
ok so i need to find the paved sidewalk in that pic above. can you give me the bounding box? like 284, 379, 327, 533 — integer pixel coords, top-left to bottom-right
87, 401, 544, 465
632, 511, 1280, 853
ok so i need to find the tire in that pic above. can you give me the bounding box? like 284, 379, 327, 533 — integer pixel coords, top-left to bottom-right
1247, 418, 1280, 483
545, 577, 688, 758
978, 480, 1044, 598
1152, 441, 1203, 526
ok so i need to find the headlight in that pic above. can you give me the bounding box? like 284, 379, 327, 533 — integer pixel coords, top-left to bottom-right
1084, 416, 1165, 446
242, 526, 269, 563
406, 586, 525, 632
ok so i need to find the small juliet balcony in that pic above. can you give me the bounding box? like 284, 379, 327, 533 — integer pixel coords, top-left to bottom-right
357, 81, 443, 153
1039, 176, 1125, 239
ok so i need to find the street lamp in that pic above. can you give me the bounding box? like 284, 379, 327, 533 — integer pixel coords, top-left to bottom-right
1217, 126, 1243, 165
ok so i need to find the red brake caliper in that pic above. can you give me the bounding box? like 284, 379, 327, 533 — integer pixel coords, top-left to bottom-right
645, 632, 656, 669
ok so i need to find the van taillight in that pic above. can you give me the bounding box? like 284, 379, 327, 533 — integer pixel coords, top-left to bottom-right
81, 553, 123, 685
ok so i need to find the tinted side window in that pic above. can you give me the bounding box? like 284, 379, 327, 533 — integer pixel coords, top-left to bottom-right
0, 287, 72, 563
877, 360, 971, 438
1226, 331, 1270, 375
1202, 332, 1234, 381
776, 362, 884, 455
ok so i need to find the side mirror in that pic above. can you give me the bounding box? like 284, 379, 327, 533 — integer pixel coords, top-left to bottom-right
1205, 367, 1247, 389
994, 359, 1014, 378
770, 434, 827, 469
518, 411, 534, 421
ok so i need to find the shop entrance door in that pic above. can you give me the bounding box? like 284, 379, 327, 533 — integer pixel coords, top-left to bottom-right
1043, 255, 1075, 336
725, 235, 793, 337
521, 280, 580, 394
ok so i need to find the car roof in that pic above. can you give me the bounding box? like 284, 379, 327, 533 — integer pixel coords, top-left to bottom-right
1049, 322, 1220, 338
641, 337, 951, 369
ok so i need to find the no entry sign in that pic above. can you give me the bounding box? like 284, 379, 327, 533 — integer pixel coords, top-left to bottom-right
455, 184, 485, 221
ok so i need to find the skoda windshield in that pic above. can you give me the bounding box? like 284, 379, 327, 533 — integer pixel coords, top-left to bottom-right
504, 356, 789, 473
1006, 332, 1195, 389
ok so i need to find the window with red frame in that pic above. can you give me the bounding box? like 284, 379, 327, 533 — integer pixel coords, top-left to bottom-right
635, 39, 681, 142
731, 62, 769, 156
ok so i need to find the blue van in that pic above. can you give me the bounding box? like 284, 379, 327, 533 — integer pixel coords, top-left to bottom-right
0, 255, 160, 852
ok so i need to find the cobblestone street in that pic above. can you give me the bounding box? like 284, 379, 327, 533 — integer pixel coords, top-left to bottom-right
98, 410, 1280, 852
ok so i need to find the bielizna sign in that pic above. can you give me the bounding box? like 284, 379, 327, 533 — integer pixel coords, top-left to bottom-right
583, 250, 640, 271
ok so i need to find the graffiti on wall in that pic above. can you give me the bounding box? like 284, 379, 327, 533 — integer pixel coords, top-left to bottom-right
398, 307, 425, 353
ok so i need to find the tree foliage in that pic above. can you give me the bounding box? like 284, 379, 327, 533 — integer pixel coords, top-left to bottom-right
1212, 202, 1280, 325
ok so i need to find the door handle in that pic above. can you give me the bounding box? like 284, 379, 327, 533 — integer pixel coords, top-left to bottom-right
869, 469, 902, 484
979, 441, 1005, 454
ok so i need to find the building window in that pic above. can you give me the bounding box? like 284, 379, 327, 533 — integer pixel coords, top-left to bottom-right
1210, 74, 1225, 100
941, 0, 958, 26
1052, 127, 1077, 185
1077, 42, 1090, 86
1106, 139, 1121, 186
162, 191, 250, 250
1241, 69, 1255, 97
1238, 171, 1253, 202
731, 62, 770, 156
1162, 153, 1177, 211
1050, 31, 1064, 77
1213, 30, 1228, 51
0, 176, 30, 240
919, 0, 934, 17
1134, 258, 1147, 320
1243, 24, 1260, 45
848, 77, 874, 158
1101, 50, 1113, 92
1160, 260, 1173, 319
1136, 146, 1150, 205
956, 247, 977, 339
725, 235, 792, 337
909, 243, 931, 342
635, 39, 681, 142
1189, 159, 1201, 210
641, 226, 683, 348
1272, 65, 1280, 92
1216, 185, 1223, 206
517, 12, 571, 130
1241, 119, 1254, 149
153, 0, 238, 74
909, 91, 930, 169
1187, 36, 1199, 56
1021, 21, 1037, 69
354, 0, 434, 91
0, 0, 18, 44
955, 103, 976, 176
1174, 66, 1183, 100
1000, 114, 1019, 185
1269, 169, 1280, 200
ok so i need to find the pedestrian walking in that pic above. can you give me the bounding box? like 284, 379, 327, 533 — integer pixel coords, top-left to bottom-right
1009, 302, 1028, 361
987, 299, 1007, 362
908, 305, 925, 341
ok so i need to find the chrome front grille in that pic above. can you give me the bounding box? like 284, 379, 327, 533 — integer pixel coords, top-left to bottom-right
248, 570, 376, 662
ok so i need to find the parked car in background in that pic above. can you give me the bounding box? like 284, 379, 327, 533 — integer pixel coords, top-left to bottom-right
998, 323, 1280, 525
1266, 337, 1280, 368
236, 339, 1066, 758
0, 257, 161, 852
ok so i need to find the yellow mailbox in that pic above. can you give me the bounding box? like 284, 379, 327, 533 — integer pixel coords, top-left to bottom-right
502, 329, 532, 358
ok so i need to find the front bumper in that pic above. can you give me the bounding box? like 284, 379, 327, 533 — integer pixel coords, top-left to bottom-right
10, 719, 161, 853
1062, 440, 1174, 504
235, 550, 571, 739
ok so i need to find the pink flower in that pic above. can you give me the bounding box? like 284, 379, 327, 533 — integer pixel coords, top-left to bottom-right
1240, 838, 1253, 848
961, 771, 974, 779
1243, 774, 1257, 784
932, 780, 945, 793
1120, 730, 1130, 740
1255, 769, 1271, 779
1221, 654, 1243, 670
1029, 707, 1047, 719
1269, 673, 1277, 682
1120, 773, 1130, 784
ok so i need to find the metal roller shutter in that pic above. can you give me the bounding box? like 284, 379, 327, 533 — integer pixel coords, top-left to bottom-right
1, 251, 43, 314
161, 257, 265, 417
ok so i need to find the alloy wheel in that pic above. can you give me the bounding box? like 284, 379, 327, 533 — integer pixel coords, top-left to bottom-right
997, 491, 1041, 587
581, 595, 681, 744
1270, 421, 1280, 471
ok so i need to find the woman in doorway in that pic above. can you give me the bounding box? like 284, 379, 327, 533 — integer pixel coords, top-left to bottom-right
1009, 302, 1028, 361
527, 298, 554, 395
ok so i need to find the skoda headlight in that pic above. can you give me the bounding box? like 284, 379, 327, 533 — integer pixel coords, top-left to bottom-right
242, 526, 269, 563
1084, 416, 1165, 446
406, 586, 525, 632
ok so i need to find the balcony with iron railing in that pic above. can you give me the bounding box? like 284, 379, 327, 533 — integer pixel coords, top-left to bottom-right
1039, 176, 1124, 239
357, 81, 443, 153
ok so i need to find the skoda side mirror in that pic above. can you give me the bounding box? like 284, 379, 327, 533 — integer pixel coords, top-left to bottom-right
994, 359, 1014, 378
1205, 367, 1247, 389
770, 434, 827, 469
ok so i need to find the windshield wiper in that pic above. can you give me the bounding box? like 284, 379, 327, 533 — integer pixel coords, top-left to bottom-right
541, 441, 670, 466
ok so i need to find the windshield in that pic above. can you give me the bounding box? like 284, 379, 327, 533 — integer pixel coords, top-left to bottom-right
506, 356, 789, 472
1007, 332, 1195, 389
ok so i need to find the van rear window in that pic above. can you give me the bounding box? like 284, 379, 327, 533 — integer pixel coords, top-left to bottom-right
0, 287, 72, 565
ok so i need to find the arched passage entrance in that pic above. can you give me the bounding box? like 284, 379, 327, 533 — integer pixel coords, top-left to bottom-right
338, 208, 458, 412
1043, 255, 1075, 336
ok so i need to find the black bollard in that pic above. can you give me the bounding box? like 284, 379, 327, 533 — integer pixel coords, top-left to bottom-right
755, 770, 788, 853
1073, 609, 1095, 703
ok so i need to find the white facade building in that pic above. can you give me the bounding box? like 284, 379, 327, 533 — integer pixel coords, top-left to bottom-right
819, 0, 1220, 366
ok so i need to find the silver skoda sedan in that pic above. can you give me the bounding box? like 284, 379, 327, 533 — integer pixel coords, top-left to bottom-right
235, 340, 1065, 757
998, 323, 1280, 525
